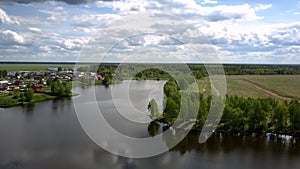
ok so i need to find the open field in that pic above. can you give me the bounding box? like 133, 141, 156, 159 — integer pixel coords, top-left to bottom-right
227, 75, 300, 100
197, 75, 300, 100
0, 64, 76, 71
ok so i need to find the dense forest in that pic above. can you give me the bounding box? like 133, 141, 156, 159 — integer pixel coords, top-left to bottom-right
157, 78, 300, 138
82, 64, 300, 85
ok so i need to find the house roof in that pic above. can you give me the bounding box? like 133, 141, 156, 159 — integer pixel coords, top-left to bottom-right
47, 68, 59, 71
0, 80, 8, 83
7, 72, 16, 76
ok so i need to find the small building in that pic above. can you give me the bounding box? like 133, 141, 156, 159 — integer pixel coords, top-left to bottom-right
31, 84, 45, 93
14, 80, 21, 86
7, 72, 16, 77
47, 68, 59, 72
0, 80, 8, 91
96, 74, 105, 80
7, 86, 19, 91
33, 72, 45, 80
20, 71, 30, 78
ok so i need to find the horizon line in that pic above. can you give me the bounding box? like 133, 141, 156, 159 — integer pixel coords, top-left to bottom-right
0, 61, 300, 66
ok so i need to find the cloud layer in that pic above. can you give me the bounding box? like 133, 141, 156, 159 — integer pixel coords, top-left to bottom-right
0, 8, 18, 24
0, 0, 299, 63
0, 0, 112, 5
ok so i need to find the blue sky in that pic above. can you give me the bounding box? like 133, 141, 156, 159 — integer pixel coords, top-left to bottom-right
0, 0, 299, 63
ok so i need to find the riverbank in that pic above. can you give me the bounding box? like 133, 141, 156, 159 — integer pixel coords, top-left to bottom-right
1, 79, 113, 108
0, 92, 78, 108
154, 117, 300, 140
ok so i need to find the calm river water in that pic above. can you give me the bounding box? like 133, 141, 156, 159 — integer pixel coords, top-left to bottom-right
0, 80, 299, 169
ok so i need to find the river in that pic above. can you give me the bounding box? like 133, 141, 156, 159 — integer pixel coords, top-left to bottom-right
0, 80, 299, 169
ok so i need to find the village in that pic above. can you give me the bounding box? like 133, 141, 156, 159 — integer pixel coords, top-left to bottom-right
0, 67, 104, 93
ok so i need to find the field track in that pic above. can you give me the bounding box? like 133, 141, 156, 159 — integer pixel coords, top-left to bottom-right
237, 79, 293, 101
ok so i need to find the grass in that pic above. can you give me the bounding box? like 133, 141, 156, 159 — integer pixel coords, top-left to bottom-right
71, 80, 103, 88
0, 91, 75, 108
32, 93, 57, 102
228, 75, 300, 99
225, 76, 272, 98
0, 92, 19, 107
194, 75, 300, 100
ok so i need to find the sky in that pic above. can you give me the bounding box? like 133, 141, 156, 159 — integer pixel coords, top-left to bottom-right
0, 0, 299, 64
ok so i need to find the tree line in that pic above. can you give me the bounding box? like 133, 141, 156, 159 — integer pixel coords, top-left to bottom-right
158, 79, 300, 138
93, 64, 300, 81
47, 79, 72, 97
0, 69, 7, 78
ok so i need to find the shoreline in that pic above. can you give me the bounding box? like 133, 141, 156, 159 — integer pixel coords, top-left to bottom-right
154, 119, 300, 140
0, 92, 79, 108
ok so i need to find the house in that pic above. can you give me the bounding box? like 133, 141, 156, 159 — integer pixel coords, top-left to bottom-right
96, 74, 105, 80
0, 80, 8, 90
20, 71, 30, 78
14, 80, 21, 86
33, 72, 45, 80
7, 86, 19, 91
47, 68, 59, 72
7, 72, 16, 78
31, 84, 45, 93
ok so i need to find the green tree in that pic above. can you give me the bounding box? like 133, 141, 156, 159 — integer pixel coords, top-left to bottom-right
46, 79, 53, 86
248, 101, 268, 133
24, 89, 34, 102
197, 97, 208, 128
15, 72, 20, 79
51, 80, 62, 95
164, 98, 179, 119
0, 69, 7, 78
102, 74, 112, 86
62, 82, 72, 96
273, 104, 288, 133
147, 121, 160, 137
18, 93, 26, 102
50, 80, 72, 97
80, 76, 91, 84
148, 99, 160, 120
289, 100, 300, 136
162, 79, 181, 121
27, 73, 32, 79
12, 89, 20, 97
3, 69, 7, 78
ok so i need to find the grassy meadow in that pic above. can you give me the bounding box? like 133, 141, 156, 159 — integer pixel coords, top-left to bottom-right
227, 75, 300, 99
0, 64, 76, 71
196, 75, 300, 100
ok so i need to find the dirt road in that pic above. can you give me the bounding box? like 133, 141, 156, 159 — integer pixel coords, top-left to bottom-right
236, 79, 293, 101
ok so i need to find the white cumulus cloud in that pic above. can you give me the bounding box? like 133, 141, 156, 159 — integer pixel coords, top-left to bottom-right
63, 38, 88, 50
254, 4, 272, 11
0, 30, 25, 44
28, 27, 42, 34
0, 8, 18, 24
98, 0, 271, 22
201, 0, 218, 5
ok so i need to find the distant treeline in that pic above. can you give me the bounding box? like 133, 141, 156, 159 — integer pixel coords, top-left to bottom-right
77, 64, 300, 82
1, 63, 300, 76
223, 64, 300, 75
157, 79, 300, 138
